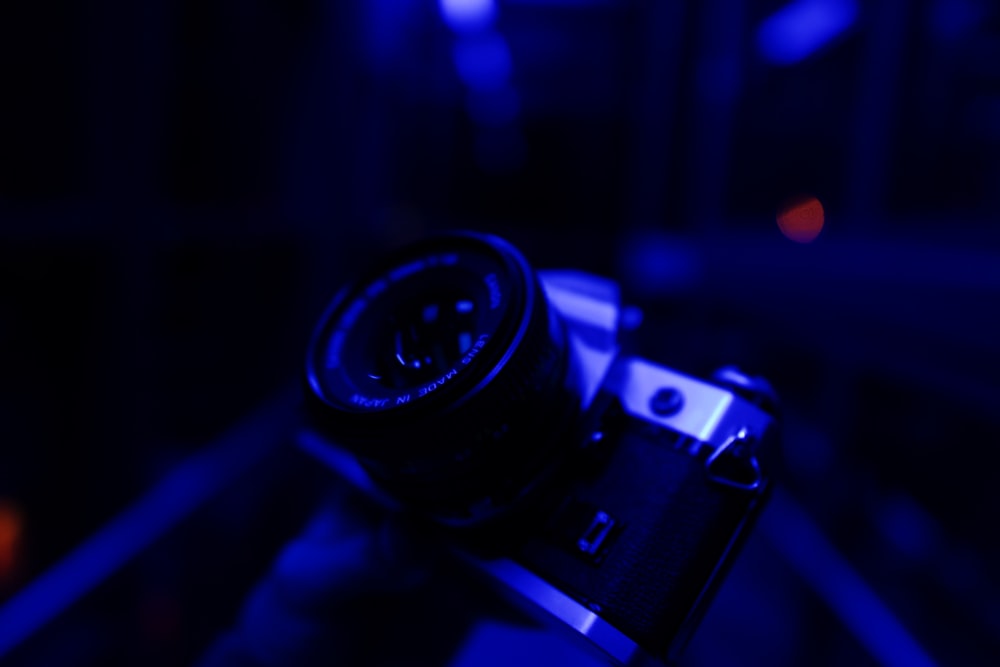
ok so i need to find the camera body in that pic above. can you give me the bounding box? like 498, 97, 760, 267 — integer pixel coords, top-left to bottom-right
300, 233, 777, 665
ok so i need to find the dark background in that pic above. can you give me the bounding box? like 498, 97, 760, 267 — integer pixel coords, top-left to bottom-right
0, 0, 998, 665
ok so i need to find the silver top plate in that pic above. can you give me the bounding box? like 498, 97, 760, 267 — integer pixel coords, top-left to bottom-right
612, 358, 772, 453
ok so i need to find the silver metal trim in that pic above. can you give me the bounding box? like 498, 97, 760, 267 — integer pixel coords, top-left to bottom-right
540, 270, 620, 409
704, 427, 763, 491
466, 555, 656, 666
566, 328, 618, 409
542, 282, 619, 339
613, 358, 772, 454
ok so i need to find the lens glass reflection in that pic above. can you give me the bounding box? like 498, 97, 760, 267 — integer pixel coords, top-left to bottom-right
369, 291, 479, 388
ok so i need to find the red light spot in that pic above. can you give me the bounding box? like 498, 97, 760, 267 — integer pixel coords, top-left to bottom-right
777, 194, 824, 243
0, 501, 23, 583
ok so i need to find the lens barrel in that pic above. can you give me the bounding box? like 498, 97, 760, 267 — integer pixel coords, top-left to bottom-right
305, 233, 576, 524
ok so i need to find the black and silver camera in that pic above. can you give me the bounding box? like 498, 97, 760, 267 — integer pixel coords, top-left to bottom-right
300, 232, 778, 665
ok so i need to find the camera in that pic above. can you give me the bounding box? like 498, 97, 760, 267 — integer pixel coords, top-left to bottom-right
300, 232, 778, 665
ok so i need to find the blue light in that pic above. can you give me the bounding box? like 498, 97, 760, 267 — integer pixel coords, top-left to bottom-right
618, 231, 702, 296
764, 491, 939, 667
439, 0, 496, 32
453, 34, 513, 90
757, 0, 859, 66
927, 0, 986, 41
0, 391, 296, 658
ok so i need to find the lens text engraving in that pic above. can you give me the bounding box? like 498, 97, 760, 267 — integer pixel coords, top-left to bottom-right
350, 394, 390, 409
418, 368, 458, 397
462, 334, 490, 365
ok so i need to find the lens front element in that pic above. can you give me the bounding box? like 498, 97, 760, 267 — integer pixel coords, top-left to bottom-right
304, 233, 576, 524
311, 244, 517, 413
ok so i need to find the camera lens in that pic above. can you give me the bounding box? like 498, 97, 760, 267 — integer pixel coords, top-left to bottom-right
305, 233, 576, 523
309, 241, 516, 411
